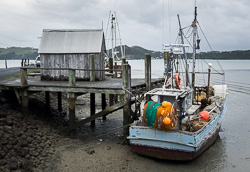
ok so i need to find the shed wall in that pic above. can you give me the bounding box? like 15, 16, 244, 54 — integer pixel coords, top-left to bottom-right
40, 53, 105, 81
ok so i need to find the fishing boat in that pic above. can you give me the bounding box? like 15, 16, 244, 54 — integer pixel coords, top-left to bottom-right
127, 6, 228, 160
105, 11, 125, 78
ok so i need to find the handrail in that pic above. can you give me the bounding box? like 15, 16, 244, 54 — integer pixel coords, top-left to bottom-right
20, 67, 122, 72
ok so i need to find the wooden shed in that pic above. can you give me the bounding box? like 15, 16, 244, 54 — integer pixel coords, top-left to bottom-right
38, 29, 106, 81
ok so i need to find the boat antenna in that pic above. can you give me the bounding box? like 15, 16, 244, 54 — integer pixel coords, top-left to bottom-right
177, 14, 191, 87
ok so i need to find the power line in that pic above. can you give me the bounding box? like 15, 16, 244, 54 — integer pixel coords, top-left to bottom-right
0, 31, 30, 42
0, 42, 15, 47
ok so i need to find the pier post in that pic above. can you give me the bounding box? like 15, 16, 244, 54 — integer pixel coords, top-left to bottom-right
114, 62, 117, 78
69, 93, 76, 129
109, 58, 113, 74
89, 54, 96, 127
109, 57, 114, 105
145, 54, 151, 91
207, 63, 212, 99
68, 69, 76, 86
122, 58, 126, 65
58, 92, 62, 112
89, 54, 95, 82
68, 69, 76, 131
20, 68, 28, 86
122, 63, 131, 140
102, 94, 107, 120
45, 91, 50, 112
5, 59, 7, 68
109, 94, 114, 108
20, 68, 29, 115
90, 93, 95, 128
21, 90, 29, 115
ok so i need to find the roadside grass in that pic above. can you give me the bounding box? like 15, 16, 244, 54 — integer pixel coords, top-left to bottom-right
1, 68, 41, 80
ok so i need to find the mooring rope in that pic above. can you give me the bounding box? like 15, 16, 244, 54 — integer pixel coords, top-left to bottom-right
122, 88, 142, 103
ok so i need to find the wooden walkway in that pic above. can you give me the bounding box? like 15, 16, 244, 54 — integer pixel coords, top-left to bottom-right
0, 76, 163, 94
0, 57, 164, 138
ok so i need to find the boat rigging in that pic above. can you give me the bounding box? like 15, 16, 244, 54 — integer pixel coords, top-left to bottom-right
128, 5, 228, 161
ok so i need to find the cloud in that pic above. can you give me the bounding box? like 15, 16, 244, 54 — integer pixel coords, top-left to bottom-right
0, 0, 249, 51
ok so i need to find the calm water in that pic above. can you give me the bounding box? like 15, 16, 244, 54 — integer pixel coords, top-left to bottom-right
128, 59, 250, 171
1, 59, 250, 171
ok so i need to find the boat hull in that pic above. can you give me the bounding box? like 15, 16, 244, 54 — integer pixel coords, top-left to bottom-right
129, 125, 220, 161
128, 98, 227, 161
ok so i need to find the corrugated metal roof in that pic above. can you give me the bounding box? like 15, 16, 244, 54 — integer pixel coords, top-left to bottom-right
38, 29, 104, 54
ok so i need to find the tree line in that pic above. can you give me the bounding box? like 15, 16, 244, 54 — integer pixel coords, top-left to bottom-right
0, 46, 249, 60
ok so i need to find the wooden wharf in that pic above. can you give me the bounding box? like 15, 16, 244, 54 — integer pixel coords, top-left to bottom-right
0, 54, 164, 139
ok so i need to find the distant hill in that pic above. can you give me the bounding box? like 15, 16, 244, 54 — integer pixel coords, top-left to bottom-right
106, 45, 162, 59
0, 46, 250, 60
196, 50, 250, 60
108, 45, 250, 60
0, 47, 38, 60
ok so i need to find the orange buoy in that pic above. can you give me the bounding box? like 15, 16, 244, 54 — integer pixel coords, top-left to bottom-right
200, 111, 209, 120
163, 117, 171, 125
161, 101, 168, 108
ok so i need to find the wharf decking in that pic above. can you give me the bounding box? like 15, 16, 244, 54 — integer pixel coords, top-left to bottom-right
0, 75, 163, 94
0, 56, 164, 139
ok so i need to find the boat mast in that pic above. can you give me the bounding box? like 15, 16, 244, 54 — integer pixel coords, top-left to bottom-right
177, 14, 190, 87
109, 12, 124, 61
111, 14, 115, 59
114, 12, 125, 59
191, 7, 197, 89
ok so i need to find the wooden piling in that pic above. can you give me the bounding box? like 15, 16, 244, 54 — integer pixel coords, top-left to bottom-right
90, 93, 95, 128
122, 63, 131, 140
58, 92, 62, 112
114, 62, 117, 78
122, 58, 126, 65
109, 58, 113, 74
21, 90, 29, 115
89, 54, 95, 82
20, 68, 28, 115
145, 54, 151, 91
45, 91, 50, 112
108, 58, 115, 104
68, 93, 76, 129
207, 64, 212, 99
20, 68, 28, 86
5, 59, 7, 69
102, 94, 107, 120
109, 94, 114, 107
68, 69, 76, 86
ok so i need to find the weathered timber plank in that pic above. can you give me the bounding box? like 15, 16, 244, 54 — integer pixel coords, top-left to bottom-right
61, 101, 126, 132
27, 86, 125, 94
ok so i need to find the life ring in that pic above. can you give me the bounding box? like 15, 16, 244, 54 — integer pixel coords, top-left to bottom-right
175, 73, 181, 89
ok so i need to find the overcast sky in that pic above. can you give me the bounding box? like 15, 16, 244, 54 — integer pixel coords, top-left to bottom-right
0, 0, 249, 52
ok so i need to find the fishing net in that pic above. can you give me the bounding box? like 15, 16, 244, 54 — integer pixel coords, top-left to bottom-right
144, 101, 161, 126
